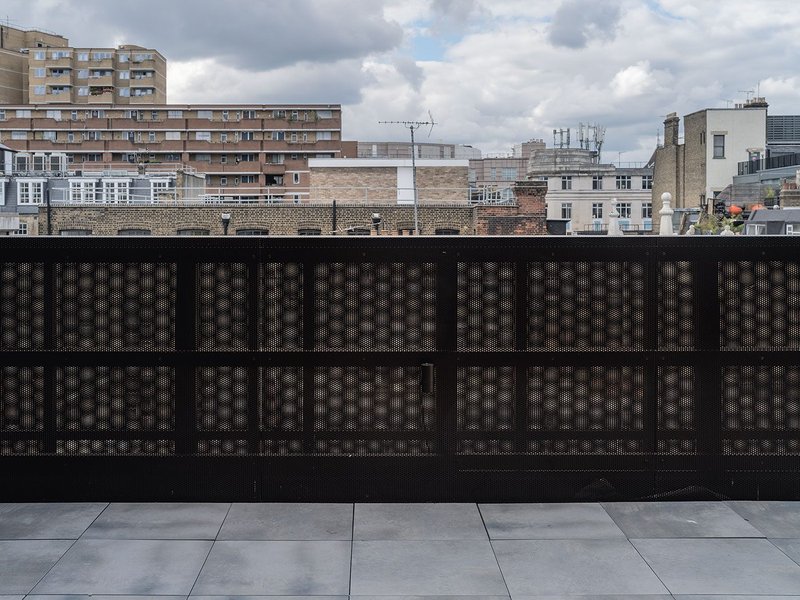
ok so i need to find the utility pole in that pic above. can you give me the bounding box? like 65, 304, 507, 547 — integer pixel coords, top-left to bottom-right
379, 115, 435, 235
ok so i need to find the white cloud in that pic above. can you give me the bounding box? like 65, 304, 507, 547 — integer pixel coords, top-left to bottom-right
5, 0, 800, 163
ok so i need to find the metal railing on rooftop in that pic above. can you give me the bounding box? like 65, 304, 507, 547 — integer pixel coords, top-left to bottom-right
2, 236, 800, 501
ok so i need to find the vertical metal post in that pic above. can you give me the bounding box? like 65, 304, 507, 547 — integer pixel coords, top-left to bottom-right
45, 186, 52, 235
411, 127, 419, 235
696, 258, 722, 492
174, 260, 196, 455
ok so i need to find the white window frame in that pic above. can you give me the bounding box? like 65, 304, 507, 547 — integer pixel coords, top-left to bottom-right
561, 176, 572, 190
0, 178, 6, 205
68, 178, 97, 203
16, 109, 31, 118
150, 178, 171, 202
195, 131, 211, 141
561, 202, 572, 219
317, 131, 332, 141
316, 110, 332, 119
642, 175, 653, 190
197, 110, 213, 119
617, 202, 632, 219
15, 222, 28, 235
148, 131, 156, 143
592, 202, 603, 219
46, 110, 62, 121
11, 131, 27, 140
17, 179, 46, 205
616, 175, 632, 190
119, 70, 130, 80
642, 202, 653, 219
167, 110, 184, 119
101, 178, 131, 203
293, 172, 300, 185
165, 131, 181, 141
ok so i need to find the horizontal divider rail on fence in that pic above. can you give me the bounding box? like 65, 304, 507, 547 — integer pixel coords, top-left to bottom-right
1, 236, 800, 501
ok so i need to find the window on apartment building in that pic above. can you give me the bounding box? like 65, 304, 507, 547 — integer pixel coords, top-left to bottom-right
32, 68, 46, 77
118, 53, 130, 63
177, 228, 210, 236
148, 132, 156, 143
592, 203, 604, 219
236, 228, 269, 235
69, 179, 96, 203
238, 154, 255, 162
33, 51, 46, 60
490, 168, 497, 180
71, 111, 79, 121
46, 110, 62, 121
42, 131, 57, 141
60, 229, 92, 236
592, 175, 603, 190
503, 167, 517, 181
15, 222, 29, 235
242, 110, 256, 119
561, 203, 572, 219
713, 134, 725, 158
102, 179, 130, 202
317, 131, 332, 141
290, 133, 298, 142
92, 52, 113, 60
11, 131, 27, 140
77, 52, 89, 61
195, 132, 211, 141
221, 110, 229, 121
84, 131, 102, 141
116, 88, 129, 98
17, 180, 45, 205
165, 154, 180, 162
241, 175, 257, 184
78, 87, 89, 96
642, 202, 652, 219
290, 111, 299, 120
220, 155, 227, 164
272, 110, 286, 119
561, 176, 572, 190
165, 131, 181, 141
317, 110, 333, 119
118, 70, 130, 80
0, 110, 5, 120
147, 111, 158, 121
67, 132, 75, 143
16, 110, 31, 118
642, 175, 653, 190
617, 202, 632, 219
0, 180, 5, 205
220, 133, 228, 143
293, 173, 301, 185
34, 85, 46, 95
220, 177, 228, 187
118, 228, 151, 236
85, 154, 102, 162
270, 154, 284, 164
616, 175, 632, 190
291, 154, 298, 160
132, 88, 154, 96
194, 154, 212, 162
150, 179, 171, 202
302, 133, 308, 142
197, 110, 213, 119
168, 110, 184, 119
241, 131, 254, 141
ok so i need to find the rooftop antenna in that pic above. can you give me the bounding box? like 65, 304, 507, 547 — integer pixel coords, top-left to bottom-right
378, 112, 436, 235
723, 99, 733, 108
738, 89, 755, 102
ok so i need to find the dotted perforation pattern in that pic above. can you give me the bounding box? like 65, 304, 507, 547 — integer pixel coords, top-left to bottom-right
720, 261, 800, 349
722, 365, 800, 432
528, 262, 646, 350
1, 366, 44, 432
314, 263, 436, 351
528, 366, 645, 432
658, 261, 695, 349
196, 367, 248, 431
58, 439, 174, 456
0, 263, 45, 350
262, 367, 303, 432
456, 262, 515, 350
657, 366, 696, 454
263, 262, 303, 350
56, 262, 175, 350
457, 366, 515, 431
313, 367, 435, 432
56, 366, 174, 432
197, 262, 249, 350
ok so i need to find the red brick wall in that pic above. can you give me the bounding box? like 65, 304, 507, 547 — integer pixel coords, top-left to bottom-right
474, 180, 547, 235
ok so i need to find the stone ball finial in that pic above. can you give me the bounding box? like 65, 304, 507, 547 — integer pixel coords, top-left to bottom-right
661, 192, 672, 203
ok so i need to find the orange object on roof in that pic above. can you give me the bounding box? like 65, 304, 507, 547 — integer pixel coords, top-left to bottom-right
729, 205, 743, 214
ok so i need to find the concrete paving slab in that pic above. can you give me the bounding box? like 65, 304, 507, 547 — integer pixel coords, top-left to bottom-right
351, 597, 509, 600
633, 538, 800, 595
26, 596, 186, 600
729, 501, 800, 538
770, 538, 800, 564
0, 540, 73, 594
0, 503, 106, 539
675, 596, 800, 600
350, 540, 507, 595
603, 501, 763, 538
481, 503, 626, 539
192, 541, 351, 595
511, 597, 673, 600
218, 503, 352, 540
354, 503, 487, 540
31, 539, 212, 595
83, 502, 229, 539
492, 539, 668, 596
191, 597, 346, 600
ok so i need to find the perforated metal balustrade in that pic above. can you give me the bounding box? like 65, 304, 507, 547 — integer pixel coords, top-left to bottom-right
1, 237, 800, 501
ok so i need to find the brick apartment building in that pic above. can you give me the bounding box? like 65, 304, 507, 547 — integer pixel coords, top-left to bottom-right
0, 24, 346, 196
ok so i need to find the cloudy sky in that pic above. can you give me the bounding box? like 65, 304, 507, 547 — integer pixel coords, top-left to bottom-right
6, 0, 799, 162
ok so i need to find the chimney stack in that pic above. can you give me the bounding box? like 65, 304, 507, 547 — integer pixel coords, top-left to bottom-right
664, 113, 680, 147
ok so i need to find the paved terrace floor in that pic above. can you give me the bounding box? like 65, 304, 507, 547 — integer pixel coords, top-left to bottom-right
1, 502, 800, 598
